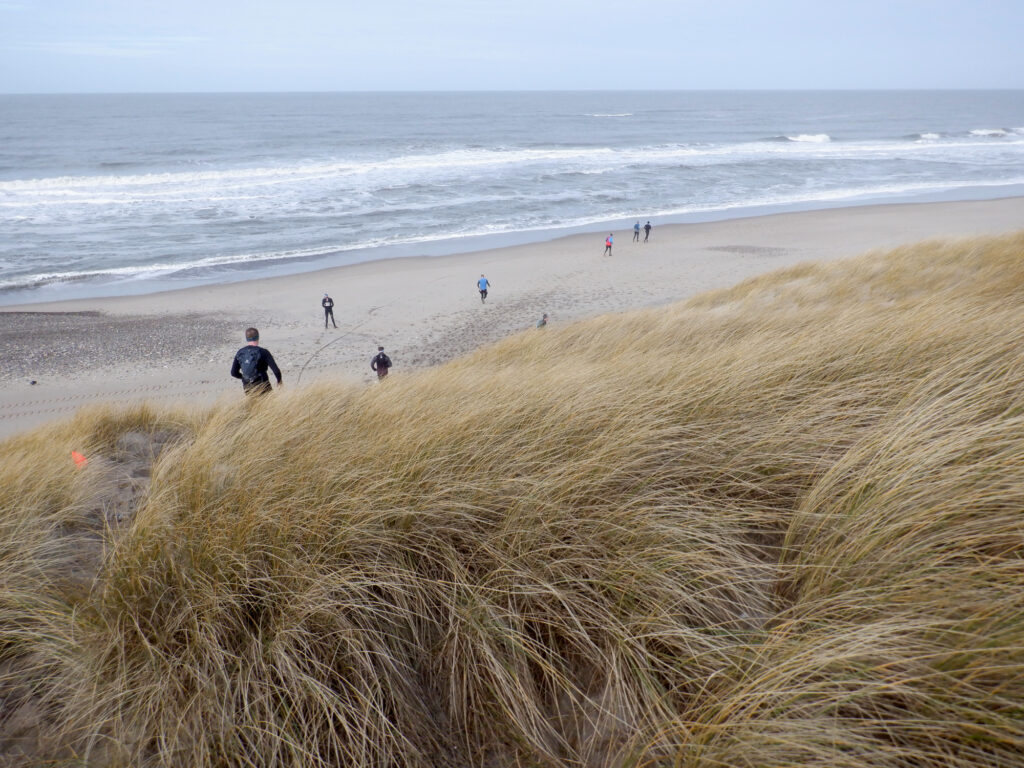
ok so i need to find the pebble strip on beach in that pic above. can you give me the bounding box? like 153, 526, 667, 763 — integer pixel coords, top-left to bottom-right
0, 311, 237, 384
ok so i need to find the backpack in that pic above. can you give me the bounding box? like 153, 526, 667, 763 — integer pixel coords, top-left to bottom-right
236, 346, 263, 384
374, 352, 391, 370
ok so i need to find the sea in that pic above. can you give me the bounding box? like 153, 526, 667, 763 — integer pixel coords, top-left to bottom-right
2, 90, 1023, 305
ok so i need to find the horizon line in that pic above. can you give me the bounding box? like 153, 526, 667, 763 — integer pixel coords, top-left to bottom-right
3, 86, 1024, 97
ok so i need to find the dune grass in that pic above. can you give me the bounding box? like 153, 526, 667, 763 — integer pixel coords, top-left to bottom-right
2, 233, 1024, 766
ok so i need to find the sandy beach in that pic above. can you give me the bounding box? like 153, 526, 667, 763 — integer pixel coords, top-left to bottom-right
2, 197, 1022, 440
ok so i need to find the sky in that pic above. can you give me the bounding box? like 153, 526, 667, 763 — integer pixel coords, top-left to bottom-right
1, 0, 1022, 93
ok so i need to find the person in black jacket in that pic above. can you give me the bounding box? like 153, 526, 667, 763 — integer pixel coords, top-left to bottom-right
322, 293, 337, 328
230, 327, 282, 395
371, 346, 392, 380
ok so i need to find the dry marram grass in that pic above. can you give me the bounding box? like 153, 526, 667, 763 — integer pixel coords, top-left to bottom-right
2, 233, 1024, 767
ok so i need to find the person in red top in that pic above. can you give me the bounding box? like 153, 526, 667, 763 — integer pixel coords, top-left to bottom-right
603, 233, 613, 256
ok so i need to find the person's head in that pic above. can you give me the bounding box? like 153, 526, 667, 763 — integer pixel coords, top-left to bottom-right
245, 327, 259, 343
542, 313, 548, 319
378, 345, 384, 352
324, 292, 329, 297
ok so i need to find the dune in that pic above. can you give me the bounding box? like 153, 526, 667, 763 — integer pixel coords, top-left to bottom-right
2, 228, 1024, 766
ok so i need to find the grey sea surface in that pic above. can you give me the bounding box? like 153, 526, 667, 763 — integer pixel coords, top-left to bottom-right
1, 90, 1023, 304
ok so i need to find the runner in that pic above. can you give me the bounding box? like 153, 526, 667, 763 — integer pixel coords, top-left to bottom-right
371, 346, 392, 380
230, 327, 282, 396
322, 293, 337, 328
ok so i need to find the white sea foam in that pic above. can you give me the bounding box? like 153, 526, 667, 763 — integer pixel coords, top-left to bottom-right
11, 171, 1024, 294
0, 146, 629, 197
641, 176, 1024, 222
970, 128, 1008, 137
5, 133, 1024, 210
585, 113, 633, 117
0, 243, 346, 291
917, 133, 942, 140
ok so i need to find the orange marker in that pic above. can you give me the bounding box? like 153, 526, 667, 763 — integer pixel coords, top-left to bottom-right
71, 451, 87, 468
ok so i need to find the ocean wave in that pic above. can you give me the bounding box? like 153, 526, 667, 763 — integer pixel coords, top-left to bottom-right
970, 128, 1009, 137
0, 219, 570, 291
0, 146, 627, 194
2, 133, 1023, 220
5, 132, 1024, 203
0, 243, 345, 292
644, 176, 1024, 220
785, 134, 831, 143
6, 172, 1024, 295
0, 220, 546, 291
584, 113, 633, 117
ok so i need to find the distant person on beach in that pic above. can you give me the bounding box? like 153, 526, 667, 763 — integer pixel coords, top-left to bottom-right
604, 234, 613, 256
371, 346, 392, 380
477, 274, 490, 303
633, 221, 640, 242
644, 221, 652, 242
322, 293, 337, 328
230, 327, 282, 396
536, 313, 548, 328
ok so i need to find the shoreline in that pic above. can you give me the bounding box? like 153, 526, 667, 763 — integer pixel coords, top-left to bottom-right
5, 186, 1024, 308
2, 196, 1023, 440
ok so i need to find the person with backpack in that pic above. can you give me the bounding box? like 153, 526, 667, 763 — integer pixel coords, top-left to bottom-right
604, 233, 613, 256
322, 293, 337, 328
230, 327, 282, 396
371, 345, 392, 380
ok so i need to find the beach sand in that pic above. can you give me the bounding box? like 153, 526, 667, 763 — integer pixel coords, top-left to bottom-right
2, 197, 1022, 440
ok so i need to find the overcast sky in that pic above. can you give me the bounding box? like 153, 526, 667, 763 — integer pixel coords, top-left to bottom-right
1, 0, 1022, 93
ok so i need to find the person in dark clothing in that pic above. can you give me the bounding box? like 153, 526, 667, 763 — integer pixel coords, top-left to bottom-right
371, 346, 392, 380
322, 293, 337, 328
643, 221, 652, 242
230, 327, 282, 395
